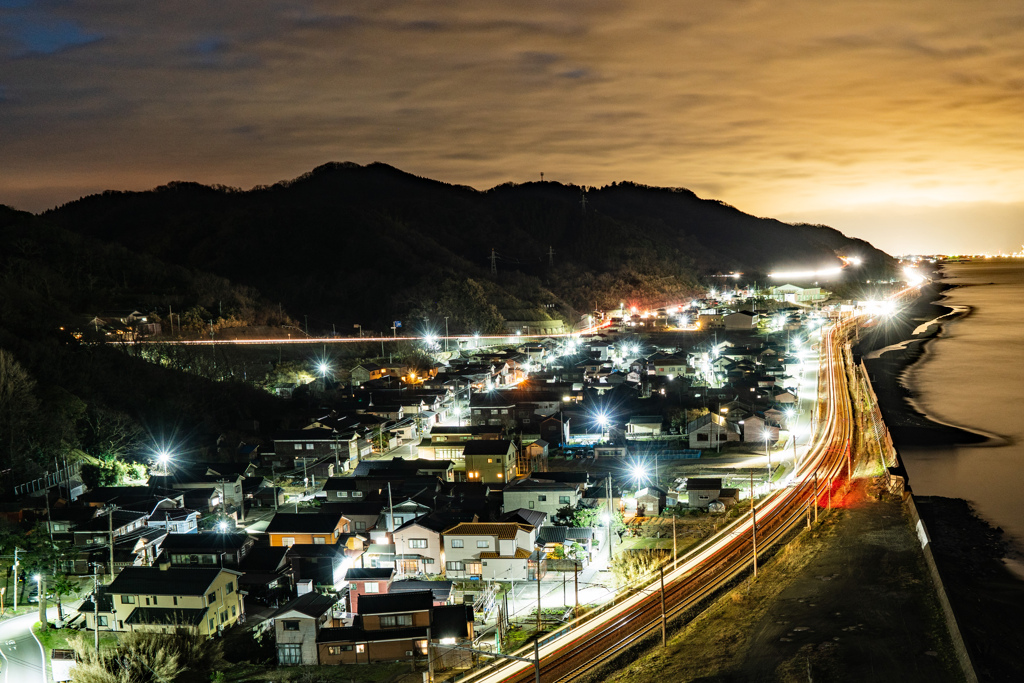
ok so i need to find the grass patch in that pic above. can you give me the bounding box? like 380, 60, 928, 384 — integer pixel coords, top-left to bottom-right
217, 661, 409, 682
32, 623, 119, 653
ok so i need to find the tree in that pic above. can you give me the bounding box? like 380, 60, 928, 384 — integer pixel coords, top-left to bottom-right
554, 503, 626, 535
48, 573, 77, 622
0, 349, 39, 469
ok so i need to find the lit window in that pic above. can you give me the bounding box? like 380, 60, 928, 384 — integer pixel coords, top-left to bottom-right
477, 540, 489, 548
409, 539, 427, 549
451, 539, 464, 548
365, 582, 379, 593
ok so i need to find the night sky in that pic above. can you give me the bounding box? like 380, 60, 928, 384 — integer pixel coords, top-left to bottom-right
3, 1, 1023, 254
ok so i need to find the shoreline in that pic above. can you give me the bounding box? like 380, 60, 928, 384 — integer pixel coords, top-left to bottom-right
856, 271, 987, 449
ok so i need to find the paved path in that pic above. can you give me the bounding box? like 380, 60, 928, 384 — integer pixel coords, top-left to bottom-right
0, 611, 48, 683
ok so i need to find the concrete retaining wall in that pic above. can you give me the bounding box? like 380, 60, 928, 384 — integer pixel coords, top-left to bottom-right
904, 496, 978, 683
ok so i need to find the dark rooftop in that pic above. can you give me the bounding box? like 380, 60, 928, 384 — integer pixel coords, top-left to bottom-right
266, 513, 344, 534
107, 567, 227, 596
358, 590, 434, 615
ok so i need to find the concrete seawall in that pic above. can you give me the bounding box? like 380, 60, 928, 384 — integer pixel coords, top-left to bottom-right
854, 360, 978, 683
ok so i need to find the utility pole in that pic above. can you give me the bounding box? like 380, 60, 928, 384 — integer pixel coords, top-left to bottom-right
93, 563, 100, 652
272, 463, 278, 511
13, 546, 19, 610
548, 245, 555, 266
606, 474, 614, 566
490, 248, 497, 274
239, 479, 246, 524
387, 482, 395, 534
108, 505, 116, 579
813, 470, 819, 524
536, 576, 541, 632
444, 317, 449, 353
426, 626, 435, 683
750, 471, 758, 579
659, 566, 667, 647
534, 640, 541, 683
672, 516, 678, 570
573, 561, 579, 611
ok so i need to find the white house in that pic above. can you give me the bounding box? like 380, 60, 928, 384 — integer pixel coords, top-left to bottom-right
687, 413, 741, 449
442, 522, 537, 580
723, 311, 758, 330
502, 479, 581, 520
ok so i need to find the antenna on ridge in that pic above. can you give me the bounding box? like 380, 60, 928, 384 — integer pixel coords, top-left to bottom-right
540, 172, 544, 182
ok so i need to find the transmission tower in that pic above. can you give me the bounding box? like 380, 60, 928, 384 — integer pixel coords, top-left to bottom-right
580, 190, 588, 214
548, 246, 555, 267
491, 248, 497, 274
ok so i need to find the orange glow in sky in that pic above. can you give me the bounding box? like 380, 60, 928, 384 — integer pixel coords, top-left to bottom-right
2, 1, 1023, 254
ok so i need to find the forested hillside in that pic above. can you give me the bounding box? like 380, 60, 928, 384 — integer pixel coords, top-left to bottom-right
44, 162, 896, 335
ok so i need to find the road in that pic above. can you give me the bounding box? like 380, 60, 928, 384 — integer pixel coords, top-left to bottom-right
0, 611, 49, 683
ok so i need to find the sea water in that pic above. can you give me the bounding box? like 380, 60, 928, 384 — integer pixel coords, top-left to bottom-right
901, 259, 1024, 559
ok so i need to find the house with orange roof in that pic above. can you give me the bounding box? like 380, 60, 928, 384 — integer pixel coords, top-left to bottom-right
441, 521, 540, 580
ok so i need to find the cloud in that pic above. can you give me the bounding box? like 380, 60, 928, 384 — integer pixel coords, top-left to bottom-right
0, 0, 1022, 255
2, 16, 101, 56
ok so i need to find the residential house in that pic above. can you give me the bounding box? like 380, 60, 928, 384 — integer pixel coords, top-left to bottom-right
686, 478, 723, 508
146, 508, 200, 534
273, 592, 340, 666
238, 546, 292, 606
502, 478, 580, 520
462, 440, 517, 484
319, 501, 382, 534
687, 413, 741, 449
316, 591, 475, 667
536, 526, 593, 562
266, 513, 351, 547
392, 514, 457, 576
389, 579, 453, 606
740, 415, 779, 442
272, 428, 342, 466
519, 439, 549, 476
80, 565, 243, 636
344, 567, 394, 613
322, 478, 370, 503
286, 544, 353, 590
635, 487, 668, 516
160, 532, 255, 568
442, 522, 538, 581
469, 393, 516, 428
350, 363, 385, 384
626, 415, 663, 436
724, 311, 759, 330
316, 591, 433, 664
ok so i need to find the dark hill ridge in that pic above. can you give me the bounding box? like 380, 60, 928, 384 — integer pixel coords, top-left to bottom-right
42, 162, 895, 333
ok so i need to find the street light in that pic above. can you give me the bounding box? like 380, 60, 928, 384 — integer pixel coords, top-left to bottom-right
154, 449, 172, 476
217, 521, 229, 533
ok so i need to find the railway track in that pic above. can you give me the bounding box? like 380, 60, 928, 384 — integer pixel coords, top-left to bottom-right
461, 317, 860, 683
